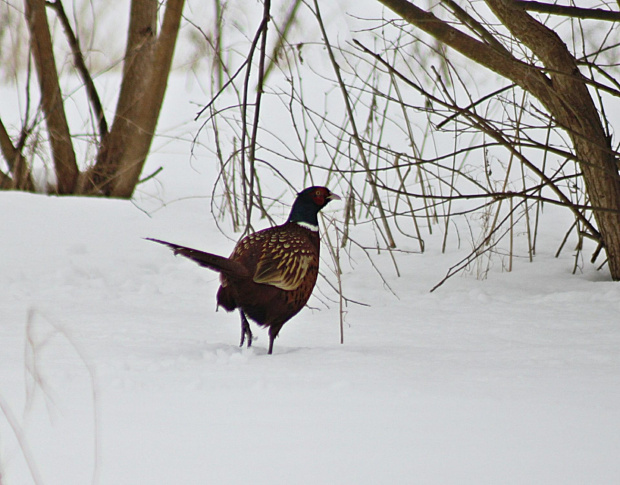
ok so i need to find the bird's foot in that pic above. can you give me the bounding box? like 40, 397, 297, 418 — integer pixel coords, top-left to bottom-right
240, 327, 253, 348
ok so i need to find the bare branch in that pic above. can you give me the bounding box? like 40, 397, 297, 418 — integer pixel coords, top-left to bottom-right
314, 0, 396, 248
238, 6, 271, 234
46, 0, 108, 139
441, 0, 511, 56
376, 0, 543, 86
264, 0, 303, 82
514, 1, 620, 22
0, 117, 34, 190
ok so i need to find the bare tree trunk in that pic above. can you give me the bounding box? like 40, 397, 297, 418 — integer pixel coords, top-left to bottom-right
85, 0, 157, 195
24, 0, 78, 194
377, 0, 620, 280
109, 0, 185, 198
85, 0, 185, 198
3, 0, 184, 197
484, 0, 620, 279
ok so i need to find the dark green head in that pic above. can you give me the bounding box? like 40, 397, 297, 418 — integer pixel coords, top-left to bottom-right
287, 186, 341, 229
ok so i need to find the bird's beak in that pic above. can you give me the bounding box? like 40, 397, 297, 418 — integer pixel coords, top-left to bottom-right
328, 192, 341, 201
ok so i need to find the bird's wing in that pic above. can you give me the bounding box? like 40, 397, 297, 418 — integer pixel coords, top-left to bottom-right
253, 249, 314, 291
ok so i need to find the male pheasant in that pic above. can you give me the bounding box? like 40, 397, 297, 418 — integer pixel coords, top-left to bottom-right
148, 186, 340, 354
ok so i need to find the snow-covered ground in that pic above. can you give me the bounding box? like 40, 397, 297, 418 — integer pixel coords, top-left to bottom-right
3, 157, 620, 484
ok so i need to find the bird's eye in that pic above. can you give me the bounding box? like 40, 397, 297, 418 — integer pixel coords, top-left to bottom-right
313, 189, 326, 204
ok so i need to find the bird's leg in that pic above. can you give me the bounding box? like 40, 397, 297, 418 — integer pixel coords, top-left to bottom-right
239, 311, 253, 348
268, 336, 274, 355
267, 324, 283, 355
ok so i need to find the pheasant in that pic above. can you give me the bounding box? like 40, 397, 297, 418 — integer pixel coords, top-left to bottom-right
148, 186, 340, 354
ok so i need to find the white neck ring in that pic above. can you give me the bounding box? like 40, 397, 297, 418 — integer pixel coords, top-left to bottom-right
296, 221, 319, 232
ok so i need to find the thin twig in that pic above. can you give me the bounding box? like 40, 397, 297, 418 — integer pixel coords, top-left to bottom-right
514, 1, 620, 22
313, 0, 396, 248
46, 0, 108, 139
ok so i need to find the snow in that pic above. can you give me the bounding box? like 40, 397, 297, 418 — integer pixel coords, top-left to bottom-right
3, 165, 620, 484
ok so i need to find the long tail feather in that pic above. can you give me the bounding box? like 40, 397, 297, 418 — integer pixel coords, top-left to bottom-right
146, 238, 250, 278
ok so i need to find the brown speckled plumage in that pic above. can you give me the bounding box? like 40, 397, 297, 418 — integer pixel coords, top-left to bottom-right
148, 186, 339, 354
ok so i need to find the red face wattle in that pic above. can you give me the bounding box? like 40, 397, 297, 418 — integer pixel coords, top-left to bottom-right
310, 187, 340, 207
311, 188, 328, 206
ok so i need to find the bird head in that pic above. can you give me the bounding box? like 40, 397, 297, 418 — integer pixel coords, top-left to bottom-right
287, 186, 341, 228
